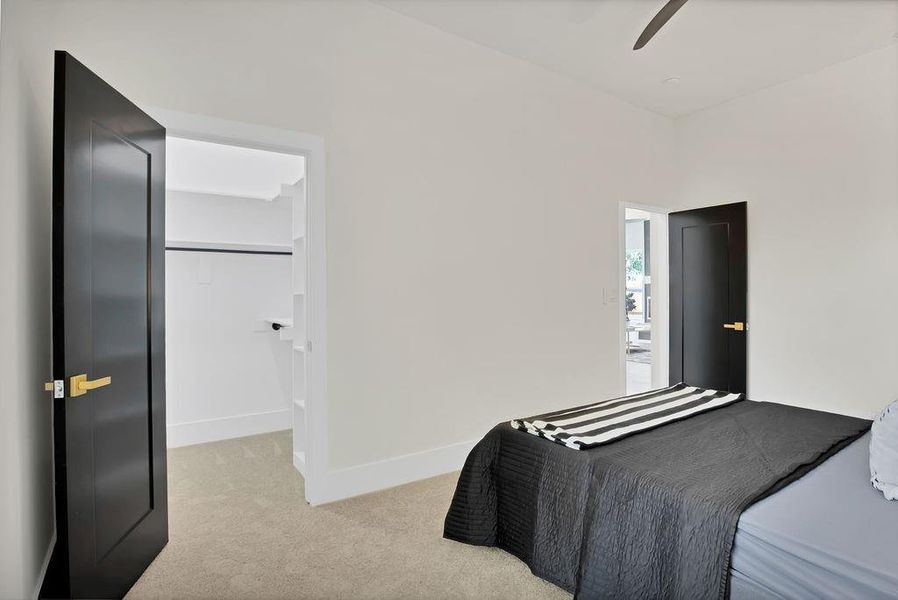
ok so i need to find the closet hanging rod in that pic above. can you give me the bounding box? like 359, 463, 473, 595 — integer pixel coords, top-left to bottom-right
165, 246, 292, 256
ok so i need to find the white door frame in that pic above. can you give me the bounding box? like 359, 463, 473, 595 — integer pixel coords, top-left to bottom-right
148, 108, 328, 504
618, 201, 670, 394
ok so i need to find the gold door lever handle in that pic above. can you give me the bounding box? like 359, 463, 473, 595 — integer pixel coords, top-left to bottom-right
70, 374, 112, 397
723, 322, 745, 331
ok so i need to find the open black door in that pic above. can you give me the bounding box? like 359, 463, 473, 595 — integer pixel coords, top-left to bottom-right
669, 202, 747, 393
42, 52, 167, 599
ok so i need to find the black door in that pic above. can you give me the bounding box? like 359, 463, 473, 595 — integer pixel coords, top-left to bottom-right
669, 202, 747, 393
42, 52, 167, 599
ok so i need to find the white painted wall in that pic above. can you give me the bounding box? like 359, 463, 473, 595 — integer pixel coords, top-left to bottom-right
0, 0, 675, 584
165, 190, 293, 447
2, 0, 675, 470
674, 46, 898, 418
0, 2, 55, 598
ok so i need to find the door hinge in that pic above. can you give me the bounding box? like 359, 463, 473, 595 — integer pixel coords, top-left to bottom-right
44, 380, 65, 399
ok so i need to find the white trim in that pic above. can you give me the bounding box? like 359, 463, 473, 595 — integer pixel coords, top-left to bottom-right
148, 109, 325, 159
32, 532, 56, 600
619, 202, 671, 395
304, 137, 328, 506
167, 409, 291, 448
648, 212, 670, 389
311, 439, 478, 506
293, 451, 306, 476
148, 108, 328, 504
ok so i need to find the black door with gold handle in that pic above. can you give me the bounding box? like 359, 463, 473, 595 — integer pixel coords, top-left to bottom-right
669, 202, 747, 393
42, 52, 168, 600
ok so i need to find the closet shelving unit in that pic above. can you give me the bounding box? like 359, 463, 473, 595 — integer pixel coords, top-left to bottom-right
291, 178, 308, 476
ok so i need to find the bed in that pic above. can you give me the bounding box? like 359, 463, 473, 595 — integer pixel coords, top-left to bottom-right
730, 432, 898, 599
444, 390, 887, 599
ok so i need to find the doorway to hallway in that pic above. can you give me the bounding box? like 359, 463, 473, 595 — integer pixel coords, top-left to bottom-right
620, 205, 669, 395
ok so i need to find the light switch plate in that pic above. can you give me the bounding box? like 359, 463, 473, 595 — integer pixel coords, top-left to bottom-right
603, 287, 618, 305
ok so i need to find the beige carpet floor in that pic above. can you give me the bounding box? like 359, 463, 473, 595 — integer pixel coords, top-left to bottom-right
126, 431, 571, 600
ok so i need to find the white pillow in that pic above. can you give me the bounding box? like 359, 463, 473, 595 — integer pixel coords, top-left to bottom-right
870, 400, 898, 500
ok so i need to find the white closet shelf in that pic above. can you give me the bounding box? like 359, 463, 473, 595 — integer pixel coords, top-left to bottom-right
166, 240, 293, 254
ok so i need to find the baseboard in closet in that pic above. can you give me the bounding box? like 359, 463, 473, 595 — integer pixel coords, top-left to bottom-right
167, 408, 291, 448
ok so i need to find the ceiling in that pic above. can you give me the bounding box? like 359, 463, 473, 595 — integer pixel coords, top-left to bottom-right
166, 137, 305, 200
378, 0, 898, 117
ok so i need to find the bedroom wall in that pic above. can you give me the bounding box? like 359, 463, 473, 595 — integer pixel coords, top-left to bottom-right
165, 190, 293, 447
674, 46, 898, 418
0, 0, 676, 570
0, 2, 56, 598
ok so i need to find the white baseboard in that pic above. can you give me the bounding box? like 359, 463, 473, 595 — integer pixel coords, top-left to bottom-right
32, 532, 56, 600
310, 438, 477, 505
293, 451, 306, 477
167, 409, 291, 448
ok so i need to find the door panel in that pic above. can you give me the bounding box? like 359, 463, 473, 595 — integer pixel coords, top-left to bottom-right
43, 51, 167, 600
669, 202, 747, 393
681, 223, 729, 390
90, 123, 153, 560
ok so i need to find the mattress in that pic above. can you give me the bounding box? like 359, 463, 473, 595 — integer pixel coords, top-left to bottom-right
731, 432, 898, 599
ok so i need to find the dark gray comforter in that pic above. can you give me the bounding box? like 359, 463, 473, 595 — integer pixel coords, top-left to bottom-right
443, 400, 869, 600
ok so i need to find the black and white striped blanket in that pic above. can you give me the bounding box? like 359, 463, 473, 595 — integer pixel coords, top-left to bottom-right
511, 383, 744, 449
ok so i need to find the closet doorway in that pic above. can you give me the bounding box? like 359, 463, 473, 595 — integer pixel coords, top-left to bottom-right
154, 109, 326, 504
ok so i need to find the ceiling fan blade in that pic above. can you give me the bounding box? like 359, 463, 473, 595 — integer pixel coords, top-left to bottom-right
633, 0, 690, 50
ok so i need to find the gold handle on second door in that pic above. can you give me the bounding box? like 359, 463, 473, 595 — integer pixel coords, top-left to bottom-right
70, 374, 112, 397
723, 322, 745, 331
